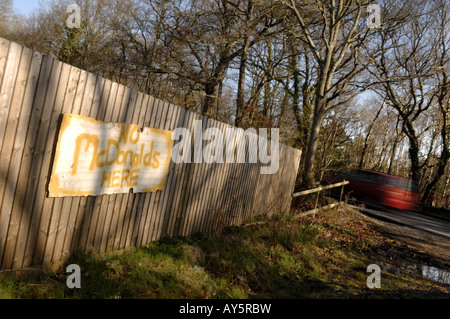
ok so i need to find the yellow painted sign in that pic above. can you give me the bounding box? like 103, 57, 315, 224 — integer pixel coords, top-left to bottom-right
48, 113, 173, 197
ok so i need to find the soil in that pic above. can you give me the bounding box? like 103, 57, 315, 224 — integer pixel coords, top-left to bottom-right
358, 209, 450, 273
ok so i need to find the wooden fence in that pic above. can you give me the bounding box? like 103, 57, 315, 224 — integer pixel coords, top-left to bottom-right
0, 37, 302, 271
292, 181, 349, 217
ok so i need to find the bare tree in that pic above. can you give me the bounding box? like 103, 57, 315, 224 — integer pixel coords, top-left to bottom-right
0, 0, 14, 36
155, 0, 248, 117
366, 0, 449, 204
421, 0, 450, 204
368, 3, 438, 183
358, 99, 384, 169
157, 0, 279, 119
6, 0, 134, 77
281, 0, 377, 187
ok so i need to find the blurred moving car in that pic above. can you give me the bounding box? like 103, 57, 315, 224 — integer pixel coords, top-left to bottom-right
328, 169, 421, 211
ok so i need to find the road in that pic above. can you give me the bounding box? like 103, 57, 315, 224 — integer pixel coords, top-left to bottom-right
349, 203, 450, 241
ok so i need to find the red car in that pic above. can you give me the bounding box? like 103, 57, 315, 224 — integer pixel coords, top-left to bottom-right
332, 170, 421, 211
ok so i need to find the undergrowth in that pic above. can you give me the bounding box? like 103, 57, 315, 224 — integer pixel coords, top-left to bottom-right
1, 206, 449, 299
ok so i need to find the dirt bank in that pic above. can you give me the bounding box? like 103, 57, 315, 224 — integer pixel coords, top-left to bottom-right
359, 210, 450, 267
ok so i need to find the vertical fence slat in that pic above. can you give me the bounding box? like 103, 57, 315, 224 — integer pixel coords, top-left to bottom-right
0, 44, 22, 257
98, 87, 134, 253
83, 80, 119, 253
202, 120, 227, 233
18, 58, 62, 269
180, 113, 204, 236
42, 65, 80, 267
110, 90, 145, 251
140, 98, 165, 243
238, 130, 258, 223
170, 109, 197, 237
9, 50, 45, 269
165, 107, 191, 237
0, 42, 22, 154
208, 119, 230, 232
120, 92, 146, 248
0, 38, 11, 88
220, 124, 242, 230
0, 46, 32, 269
79, 80, 112, 252
92, 84, 127, 254
145, 100, 171, 243
194, 117, 217, 234
210, 123, 232, 232
133, 94, 153, 246
131, 98, 160, 246
51, 67, 87, 265
98, 86, 132, 252
25, 60, 65, 268
28, 60, 65, 267
19, 59, 67, 269
152, 103, 179, 241
5, 54, 53, 269
152, 104, 180, 240
124, 95, 156, 247
104, 89, 142, 252
63, 73, 101, 259
71, 75, 106, 253
51, 65, 84, 265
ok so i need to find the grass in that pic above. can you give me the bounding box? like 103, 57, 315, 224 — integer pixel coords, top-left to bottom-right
1, 206, 449, 299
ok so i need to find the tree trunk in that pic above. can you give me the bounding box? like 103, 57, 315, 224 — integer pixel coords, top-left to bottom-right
235, 1, 253, 127
403, 119, 421, 182
202, 53, 231, 117
235, 40, 249, 127
422, 111, 449, 204
387, 137, 399, 175
304, 98, 326, 188
359, 104, 383, 169
422, 157, 448, 205
202, 83, 217, 117
440, 173, 450, 207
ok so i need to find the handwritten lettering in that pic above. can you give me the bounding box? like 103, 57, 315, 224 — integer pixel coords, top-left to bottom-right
101, 168, 140, 189
70, 124, 161, 190
72, 133, 99, 175
49, 113, 173, 197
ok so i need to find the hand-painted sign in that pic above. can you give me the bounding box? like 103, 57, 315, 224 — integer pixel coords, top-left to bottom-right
48, 113, 173, 197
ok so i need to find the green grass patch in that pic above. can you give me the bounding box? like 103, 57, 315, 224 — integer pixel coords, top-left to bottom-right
1, 207, 449, 299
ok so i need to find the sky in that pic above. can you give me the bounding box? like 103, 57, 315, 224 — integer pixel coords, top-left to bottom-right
13, 0, 41, 16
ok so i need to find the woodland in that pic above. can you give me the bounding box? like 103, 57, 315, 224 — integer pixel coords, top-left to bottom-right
0, 0, 448, 207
